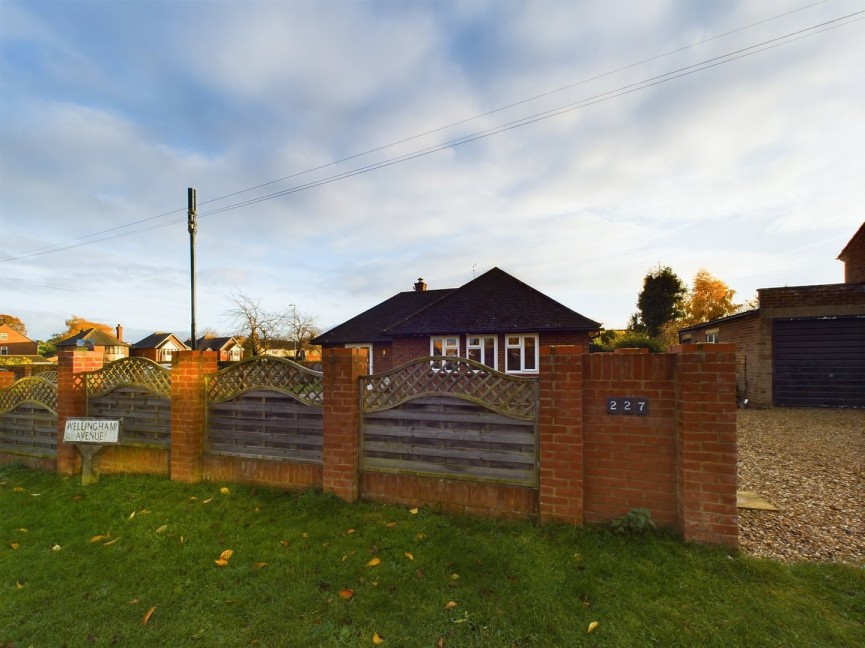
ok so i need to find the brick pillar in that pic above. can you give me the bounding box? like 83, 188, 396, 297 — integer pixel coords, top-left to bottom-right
56, 349, 104, 475
321, 347, 367, 502
0, 371, 14, 389
673, 343, 738, 547
170, 350, 218, 483
538, 345, 584, 524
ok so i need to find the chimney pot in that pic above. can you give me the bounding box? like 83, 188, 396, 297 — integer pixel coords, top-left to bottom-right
116, 324, 123, 341
413, 277, 427, 292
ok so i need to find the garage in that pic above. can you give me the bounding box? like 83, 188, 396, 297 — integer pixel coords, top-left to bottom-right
773, 315, 865, 407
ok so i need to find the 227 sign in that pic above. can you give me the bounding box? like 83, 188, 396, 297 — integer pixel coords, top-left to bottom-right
606, 397, 649, 416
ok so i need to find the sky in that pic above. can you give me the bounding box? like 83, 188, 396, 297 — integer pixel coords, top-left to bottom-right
1, 0, 863, 344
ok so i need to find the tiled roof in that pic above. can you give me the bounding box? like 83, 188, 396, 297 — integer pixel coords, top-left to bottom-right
55, 328, 130, 347
186, 336, 239, 352
312, 267, 600, 345
311, 289, 452, 345
677, 309, 759, 333
132, 332, 187, 350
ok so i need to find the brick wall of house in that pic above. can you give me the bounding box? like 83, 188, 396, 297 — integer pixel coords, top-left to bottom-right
758, 283, 865, 310
839, 223, 865, 283
0, 325, 38, 355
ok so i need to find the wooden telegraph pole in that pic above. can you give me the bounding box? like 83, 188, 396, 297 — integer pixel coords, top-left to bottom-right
188, 187, 197, 351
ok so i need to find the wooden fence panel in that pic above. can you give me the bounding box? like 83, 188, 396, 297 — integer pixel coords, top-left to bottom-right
207, 389, 323, 463
0, 403, 57, 458
362, 396, 537, 486
88, 386, 171, 448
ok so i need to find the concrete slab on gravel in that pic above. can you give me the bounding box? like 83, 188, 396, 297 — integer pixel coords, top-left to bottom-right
737, 491, 780, 511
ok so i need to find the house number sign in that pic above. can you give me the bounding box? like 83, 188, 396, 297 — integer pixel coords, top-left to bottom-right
606, 397, 649, 416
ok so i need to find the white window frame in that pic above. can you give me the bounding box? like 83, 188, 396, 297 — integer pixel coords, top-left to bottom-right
505, 334, 539, 374
705, 328, 719, 343
466, 335, 497, 370
430, 336, 459, 370
0, 346, 7, 356
0, 332, 8, 340
345, 343, 373, 374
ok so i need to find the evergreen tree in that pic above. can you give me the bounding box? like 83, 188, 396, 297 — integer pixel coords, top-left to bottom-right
630, 266, 686, 337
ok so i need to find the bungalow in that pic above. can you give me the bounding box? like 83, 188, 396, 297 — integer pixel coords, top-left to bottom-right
131, 332, 189, 365
679, 221, 865, 408
312, 267, 601, 374
55, 326, 130, 363
186, 336, 244, 363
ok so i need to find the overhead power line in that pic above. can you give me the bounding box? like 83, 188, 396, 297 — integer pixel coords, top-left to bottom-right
1, 5, 861, 264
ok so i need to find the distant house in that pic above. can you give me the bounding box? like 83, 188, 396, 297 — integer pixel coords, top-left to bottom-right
54, 326, 130, 363
186, 336, 243, 362
312, 267, 601, 374
679, 221, 865, 408
131, 332, 189, 365
0, 324, 55, 378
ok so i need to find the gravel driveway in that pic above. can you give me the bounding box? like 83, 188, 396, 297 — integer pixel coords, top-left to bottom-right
737, 408, 865, 564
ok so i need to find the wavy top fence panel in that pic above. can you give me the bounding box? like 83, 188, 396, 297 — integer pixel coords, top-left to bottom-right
85, 357, 171, 399
0, 377, 58, 414
207, 356, 323, 406
360, 357, 538, 420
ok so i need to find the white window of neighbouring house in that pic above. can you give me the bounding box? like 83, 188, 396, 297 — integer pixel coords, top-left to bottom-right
229, 347, 242, 361
506, 335, 538, 373
430, 336, 459, 369
346, 343, 373, 374
467, 335, 497, 370
705, 329, 719, 343
0, 346, 7, 356
0, 333, 7, 340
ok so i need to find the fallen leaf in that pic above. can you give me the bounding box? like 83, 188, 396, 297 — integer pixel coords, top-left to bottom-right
385, 521, 398, 528
90, 535, 108, 543
450, 573, 459, 581
16, 581, 25, 589
445, 601, 458, 610
415, 533, 427, 541
372, 632, 384, 645
404, 552, 414, 561
155, 525, 168, 534
371, 579, 379, 586
128, 511, 136, 520
202, 498, 213, 504
142, 605, 156, 626
339, 588, 354, 600
51, 544, 62, 552
189, 496, 198, 501
280, 540, 289, 547
588, 621, 599, 633
129, 599, 139, 604
366, 556, 381, 567
214, 559, 229, 567
220, 487, 230, 495
139, 509, 151, 515
103, 537, 120, 546
219, 549, 234, 561
16, 528, 27, 533
409, 507, 419, 515
30, 493, 41, 497
13, 487, 24, 493
436, 637, 445, 648
302, 532, 309, 538
255, 562, 267, 569
10, 542, 19, 550
346, 528, 356, 535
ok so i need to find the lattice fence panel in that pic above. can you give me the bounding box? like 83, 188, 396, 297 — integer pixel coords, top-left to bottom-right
88, 386, 170, 448
362, 396, 537, 486
0, 377, 57, 414
85, 357, 171, 399
0, 403, 57, 458
361, 357, 537, 420
207, 389, 323, 463
207, 356, 323, 407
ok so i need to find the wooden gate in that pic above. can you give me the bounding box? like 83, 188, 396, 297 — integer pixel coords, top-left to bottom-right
206, 356, 324, 462
86, 358, 171, 448
360, 357, 538, 486
0, 376, 58, 458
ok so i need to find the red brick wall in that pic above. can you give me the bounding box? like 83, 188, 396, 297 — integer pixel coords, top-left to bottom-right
0, 325, 38, 355
839, 224, 865, 283
170, 351, 219, 482
55, 349, 104, 475
581, 352, 679, 527
202, 455, 321, 490
758, 283, 865, 309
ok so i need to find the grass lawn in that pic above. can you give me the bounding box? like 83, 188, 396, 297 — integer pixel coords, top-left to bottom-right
1, 464, 863, 647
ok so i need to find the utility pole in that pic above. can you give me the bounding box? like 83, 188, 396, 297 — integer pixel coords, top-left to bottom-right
188, 187, 197, 351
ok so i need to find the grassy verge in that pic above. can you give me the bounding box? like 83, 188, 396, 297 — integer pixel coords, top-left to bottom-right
1, 464, 863, 647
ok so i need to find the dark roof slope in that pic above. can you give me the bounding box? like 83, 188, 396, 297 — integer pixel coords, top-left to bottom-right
186, 336, 239, 352
55, 328, 129, 347
386, 267, 600, 335
677, 309, 759, 333
311, 289, 452, 345
132, 332, 188, 350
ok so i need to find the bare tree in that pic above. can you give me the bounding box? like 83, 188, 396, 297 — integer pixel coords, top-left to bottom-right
285, 304, 319, 361
226, 293, 286, 357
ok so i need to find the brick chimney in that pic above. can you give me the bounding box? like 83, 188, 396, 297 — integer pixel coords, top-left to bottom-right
116, 324, 123, 341
413, 277, 427, 292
